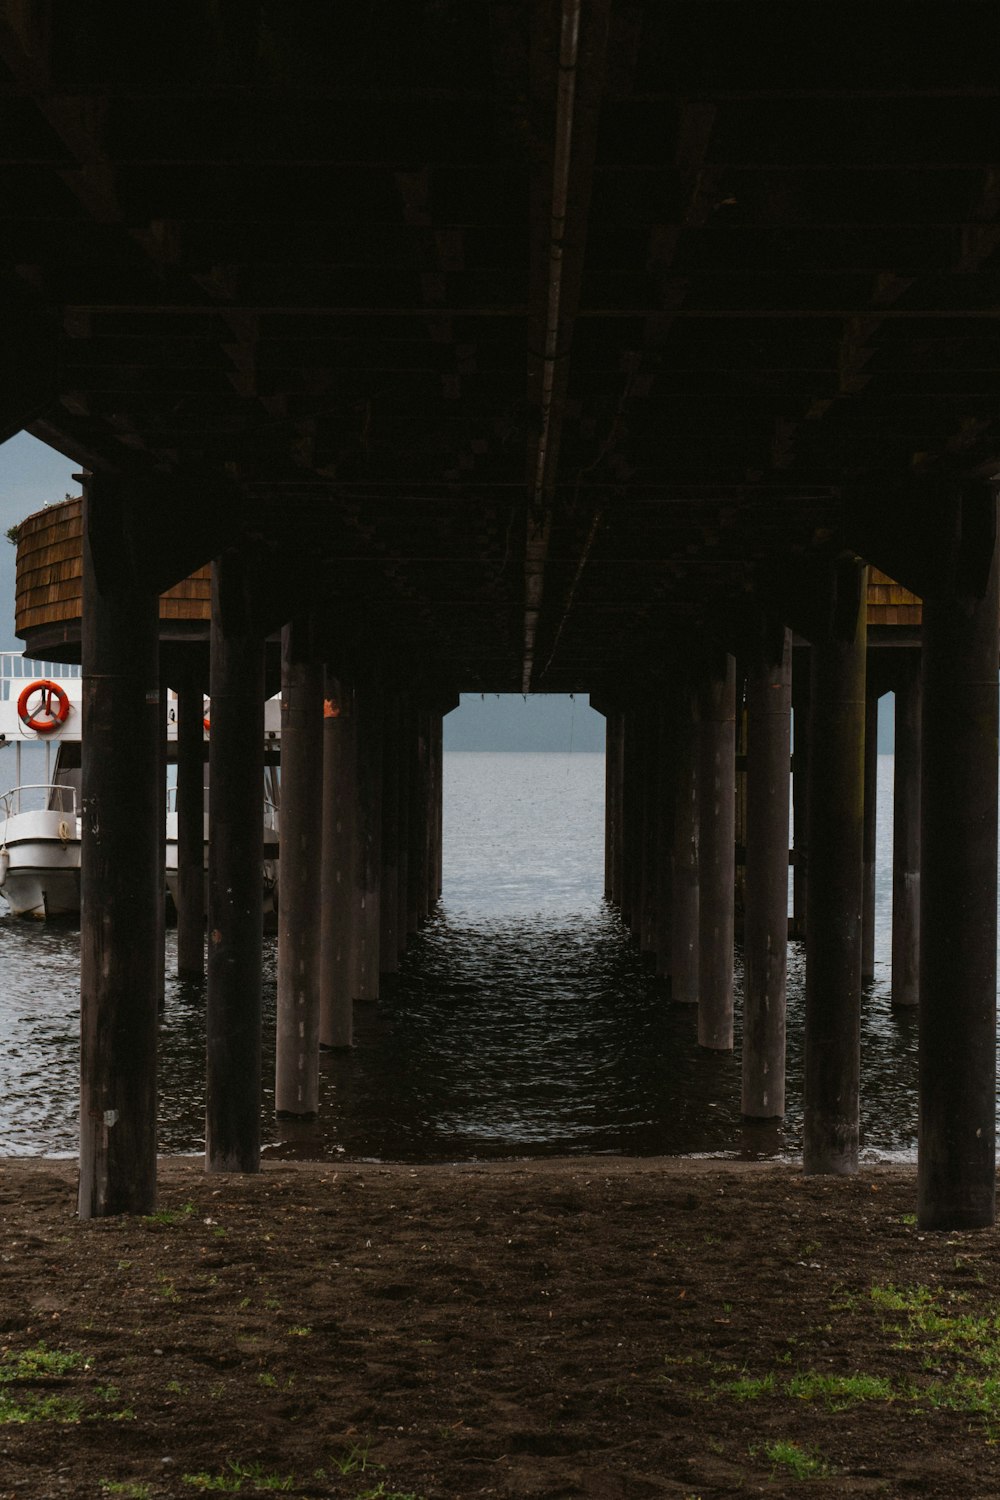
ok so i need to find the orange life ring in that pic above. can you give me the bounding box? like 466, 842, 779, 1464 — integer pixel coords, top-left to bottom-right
17, 679, 71, 734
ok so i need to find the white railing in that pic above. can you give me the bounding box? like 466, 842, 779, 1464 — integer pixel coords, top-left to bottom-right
0, 654, 81, 700
0, 783, 78, 819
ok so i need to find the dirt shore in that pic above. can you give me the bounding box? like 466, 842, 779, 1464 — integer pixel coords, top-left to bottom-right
2, 1157, 1000, 1499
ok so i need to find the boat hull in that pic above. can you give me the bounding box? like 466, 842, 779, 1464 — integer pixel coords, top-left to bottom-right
0, 811, 82, 918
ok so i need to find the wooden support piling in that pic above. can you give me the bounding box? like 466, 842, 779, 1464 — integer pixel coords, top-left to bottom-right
205, 551, 264, 1174
175, 675, 205, 981
320, 675, 356, 1049
275, 622, 323, 1117
790, 647, 811, 940
156, 684, 167, 1014
697, 655, 736, 1048
379, 693, 401, 972
670, 685, 700, 1005
803, 561, 867, 1175
620, 708, 638, 930
891, 651, 921, 1009
396, 697, 411, 956
918, 489, 999, 1231
742, 628, 791, 1119
639, 704, 659, 956
430, 708, 444, 903
407, 708, 427, 935
654, 704, 675, 979
79, 476, 161, 1218
354, 685, 383, 999
603, 706, 619, 902
861, 681, 879, 984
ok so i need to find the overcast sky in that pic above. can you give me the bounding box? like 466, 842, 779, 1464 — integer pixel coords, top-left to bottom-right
0, 431, 79, 653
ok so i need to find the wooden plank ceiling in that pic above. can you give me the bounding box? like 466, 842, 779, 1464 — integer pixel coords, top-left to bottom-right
0, 1, 997, 690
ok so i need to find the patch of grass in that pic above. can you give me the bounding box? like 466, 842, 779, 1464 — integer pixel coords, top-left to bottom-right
0, 1343, 80, 1382
871, 1282, 1000, 1363
0, 1391, 83, 1423
720, 1372, 775, 1401
719, 1364, 893, 1415
100, 1484, 151, 1499
759, 1439, 831, 1479
182, 1462, 293, 1492
787, 1371, 894, 1410
287, 1325, 311, 1338
329, 1441, 376, 1477
141, 1201, 195, 1229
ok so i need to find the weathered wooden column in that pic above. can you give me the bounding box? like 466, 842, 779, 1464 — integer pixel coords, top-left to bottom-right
670, 683, 700, 1004
602, 706, 619, 902
395, 696, 411, 955
698, 654, 735, 1049
205, 550, 264, 1173
379, 693, 401, 972
742, 627, 791, 1119
79, 474, 161, 1218
275, 620, 323, 1117
790, 646, 810, 939
433, 704, 449, 900
398, 696, 413, 930
354, 684, 383, 998
609, 706, 626, 907
654, 704, 675, 980
639, 704, 659, 956
407, 708, 428, 934
891, 650, 921, 1008
175, 674, 205, 980
919, 487, 999, 1230
156, 685, 168, 1013
320, 676, 356, 1049
861, 679, 880, 984
423, 707, 437, 918
427, 707, 443, 905
619, 705, 639, 930
803, 559, 867, 1175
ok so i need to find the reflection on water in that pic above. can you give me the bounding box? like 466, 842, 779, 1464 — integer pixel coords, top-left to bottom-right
0, 753, 925, 1160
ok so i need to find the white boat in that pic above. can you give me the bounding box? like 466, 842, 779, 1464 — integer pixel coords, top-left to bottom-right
164, 773, 281, 921
0, 655, 280, 920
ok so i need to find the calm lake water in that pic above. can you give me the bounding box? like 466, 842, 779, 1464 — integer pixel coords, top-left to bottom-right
0, 752, 922, 1161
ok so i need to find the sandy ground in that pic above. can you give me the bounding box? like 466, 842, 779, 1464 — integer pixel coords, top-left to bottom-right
2, 1156, 1000, 1499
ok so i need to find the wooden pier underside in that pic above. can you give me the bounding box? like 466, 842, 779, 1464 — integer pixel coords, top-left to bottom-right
1, 1, 993, 691
2, 2, 1000, 1230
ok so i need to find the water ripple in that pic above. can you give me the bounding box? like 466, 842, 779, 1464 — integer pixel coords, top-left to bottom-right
0, 753, 926, 1160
